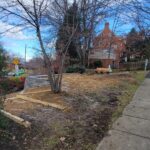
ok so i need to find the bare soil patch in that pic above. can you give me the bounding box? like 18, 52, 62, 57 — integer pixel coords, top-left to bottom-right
1, 72, 145, 150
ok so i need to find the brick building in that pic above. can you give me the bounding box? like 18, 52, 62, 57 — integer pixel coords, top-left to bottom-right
89, 22, 126, 68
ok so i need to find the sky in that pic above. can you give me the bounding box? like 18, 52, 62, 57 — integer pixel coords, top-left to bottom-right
0, 21, 133, 62
0, 20, 38, 61
0, 0, 147, 61
96, 20, 134, 36
1, 36, 37, 61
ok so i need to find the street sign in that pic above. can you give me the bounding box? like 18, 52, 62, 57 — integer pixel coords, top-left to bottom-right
12, 58, 20, 76
12, 58, 20, 65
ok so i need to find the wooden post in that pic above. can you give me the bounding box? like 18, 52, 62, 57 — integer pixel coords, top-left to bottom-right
0, 110, 31, 128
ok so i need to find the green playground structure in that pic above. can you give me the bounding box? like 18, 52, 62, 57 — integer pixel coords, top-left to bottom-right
15, 69, 25, 76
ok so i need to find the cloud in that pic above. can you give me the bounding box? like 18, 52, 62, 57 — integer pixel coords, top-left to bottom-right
108, 0, 144, 8
2, 41, 18, 47
0, 21, 35, 40
47, 38, 56, 49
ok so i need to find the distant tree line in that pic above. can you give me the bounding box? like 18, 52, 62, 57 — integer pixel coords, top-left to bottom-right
0, 45, 7, 77
126, 28, 150, 61
0, 0, 149, 93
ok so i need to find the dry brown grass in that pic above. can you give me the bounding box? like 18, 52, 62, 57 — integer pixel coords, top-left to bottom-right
4, 73, 121, 116
62, 73, 120, 94
2, 72, 145, 150
4, 99, 41, 116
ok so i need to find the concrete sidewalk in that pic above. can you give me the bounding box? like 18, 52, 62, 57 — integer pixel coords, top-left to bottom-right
96, 73, 150, 150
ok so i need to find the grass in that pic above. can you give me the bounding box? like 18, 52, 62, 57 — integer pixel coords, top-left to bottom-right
112, 71, 145, 122
0, 95, 11, 144
0, 113, 9, 129
0, 71, 146, 150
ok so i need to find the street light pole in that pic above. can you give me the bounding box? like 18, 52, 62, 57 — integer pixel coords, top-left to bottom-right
25, 44, 27, 65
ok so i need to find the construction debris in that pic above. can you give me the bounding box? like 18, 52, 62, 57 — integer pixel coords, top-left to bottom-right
20, 89, 51, 95
0, 109, 31, 128
17, 95, 66, 110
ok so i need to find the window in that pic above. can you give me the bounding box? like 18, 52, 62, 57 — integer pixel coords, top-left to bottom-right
90, 51, 94, 54
112, 44, 117, 49
99, 41, 102, 46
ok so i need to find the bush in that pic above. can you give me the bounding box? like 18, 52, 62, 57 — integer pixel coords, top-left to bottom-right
78, 66, 85, 74
0, 78, 10, 92
0, 76, 26, 94
0, 102, 9, 129
89, 60, 102, 69
0, 71, 7, 77
66, 66, 85, 74
0, 46, 7, 77
93, 60, 102, 68
66, 66, 77, 73
0, 114, 9, 129
0, 96, 9, 130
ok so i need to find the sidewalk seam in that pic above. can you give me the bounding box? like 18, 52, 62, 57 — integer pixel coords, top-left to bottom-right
123, 114, 150, 121
113, 128, 150, 141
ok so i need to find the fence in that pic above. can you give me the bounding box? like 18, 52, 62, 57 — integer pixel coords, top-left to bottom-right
119, 61, 150, 71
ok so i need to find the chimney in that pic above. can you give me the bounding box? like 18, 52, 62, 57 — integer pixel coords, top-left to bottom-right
105, 22, 110, 30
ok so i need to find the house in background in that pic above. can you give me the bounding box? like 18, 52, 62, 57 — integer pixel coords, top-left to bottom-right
89, 22, 126, 68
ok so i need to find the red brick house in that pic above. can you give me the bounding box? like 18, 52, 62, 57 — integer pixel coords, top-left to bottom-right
89, 22, 126, 68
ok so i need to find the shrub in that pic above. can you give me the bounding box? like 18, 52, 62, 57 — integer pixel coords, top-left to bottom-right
0, 113, 9, 129
0, 76, 26, 94
78, 66, 86, 74
0, 93, 9, 130
0, 78, 10, 92
93, 61, 102, 68
66, 66, 85, 74
89, 60, 102, 69
66, 66, 77, 73
9, 76, 26, 91
0, 46, 7, 77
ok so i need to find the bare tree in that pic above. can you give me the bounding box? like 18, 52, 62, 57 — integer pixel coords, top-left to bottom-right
114, 0, 150, 37
0, 0, 78, 93
133, 0, 150, 38
1, 0, 145, 93
51, 0, 111, 67
78, 0, 111, 66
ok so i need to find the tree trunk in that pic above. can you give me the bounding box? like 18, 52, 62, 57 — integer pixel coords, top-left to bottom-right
36, 26, 61, 93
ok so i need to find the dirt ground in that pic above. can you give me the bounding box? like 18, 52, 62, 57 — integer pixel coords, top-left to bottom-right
1, 72, 145, 150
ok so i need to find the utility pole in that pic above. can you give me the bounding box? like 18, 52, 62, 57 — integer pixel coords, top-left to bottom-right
25, 44, 27, 65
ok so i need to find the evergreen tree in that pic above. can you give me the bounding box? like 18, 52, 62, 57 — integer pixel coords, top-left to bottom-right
126, 28, 139, 52
0, 46, 6, 76
134, 37, 150, 59
56, 1, 81, 59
